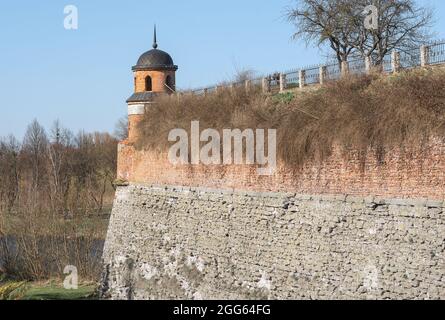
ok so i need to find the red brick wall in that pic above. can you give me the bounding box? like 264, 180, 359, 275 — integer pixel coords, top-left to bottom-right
117, 139, 445, 200
134, 70, 176, 93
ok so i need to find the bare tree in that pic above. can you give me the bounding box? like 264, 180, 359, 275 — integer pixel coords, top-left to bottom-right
287, 0, 433, 66
22, 120, 48, 191
1, 118, 119, 280
91, 132, 118, 211
0, 135, 21, 212
114, 116, 128, 141
287, 0, 362, 65
47, 120, 74, 213
357, 0, 433, 65
69, 131, 118, 214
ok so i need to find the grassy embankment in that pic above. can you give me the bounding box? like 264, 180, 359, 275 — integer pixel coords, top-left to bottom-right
137, 68, 445, 167
0, 275, 97, 300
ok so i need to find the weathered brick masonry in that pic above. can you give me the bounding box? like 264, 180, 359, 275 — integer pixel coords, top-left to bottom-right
101, 140, 445, 299
117, 139, 445, 200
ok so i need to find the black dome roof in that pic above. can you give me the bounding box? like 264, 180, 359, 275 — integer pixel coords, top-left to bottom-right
133, 49, 177, 71
132, 26, 178, 71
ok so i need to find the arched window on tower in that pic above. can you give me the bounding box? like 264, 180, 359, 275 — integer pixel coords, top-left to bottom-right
145, 76, 152, 92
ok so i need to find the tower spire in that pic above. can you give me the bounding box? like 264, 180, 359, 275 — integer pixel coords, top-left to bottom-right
153, 25, 158, 49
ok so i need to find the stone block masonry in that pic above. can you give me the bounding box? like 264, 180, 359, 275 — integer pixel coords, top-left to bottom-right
101, 184, 445, 300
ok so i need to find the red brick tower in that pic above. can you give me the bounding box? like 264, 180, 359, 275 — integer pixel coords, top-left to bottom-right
126, 26, 178, 143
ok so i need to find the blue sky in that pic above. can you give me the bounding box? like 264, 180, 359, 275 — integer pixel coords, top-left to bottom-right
0, 0, 443, 138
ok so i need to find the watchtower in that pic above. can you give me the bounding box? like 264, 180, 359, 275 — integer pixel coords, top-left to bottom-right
126, 26, 178, 143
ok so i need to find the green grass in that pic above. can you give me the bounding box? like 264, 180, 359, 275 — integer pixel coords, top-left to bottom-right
1, 275, 98, 300
22, 283, 97, 300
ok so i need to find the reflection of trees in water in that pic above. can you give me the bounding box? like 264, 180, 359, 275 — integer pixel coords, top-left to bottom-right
0, 235, 105, 280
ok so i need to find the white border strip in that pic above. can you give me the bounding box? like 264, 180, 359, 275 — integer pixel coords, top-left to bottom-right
128, 104, 145, 115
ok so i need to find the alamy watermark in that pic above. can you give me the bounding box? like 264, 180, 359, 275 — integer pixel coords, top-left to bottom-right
64, 5, 78, 30
63, 265, 78, 290
168, 121, 277, 176
363, 5, 378, 30
363, 265, 379, 291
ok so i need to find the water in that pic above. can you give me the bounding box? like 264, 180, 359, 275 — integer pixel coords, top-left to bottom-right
0, 235, 105, 276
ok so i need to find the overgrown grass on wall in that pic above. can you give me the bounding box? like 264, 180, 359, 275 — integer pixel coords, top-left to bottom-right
136, 68, 445, 167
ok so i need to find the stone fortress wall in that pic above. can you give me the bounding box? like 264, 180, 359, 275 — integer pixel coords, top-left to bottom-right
101, 36, 445, 300
101, 141, 445, 299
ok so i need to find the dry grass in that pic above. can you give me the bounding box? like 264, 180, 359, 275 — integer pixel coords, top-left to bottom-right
137, 68, 445, 167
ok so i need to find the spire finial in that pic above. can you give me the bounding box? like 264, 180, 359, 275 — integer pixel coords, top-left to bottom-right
153, 25, 158, 49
